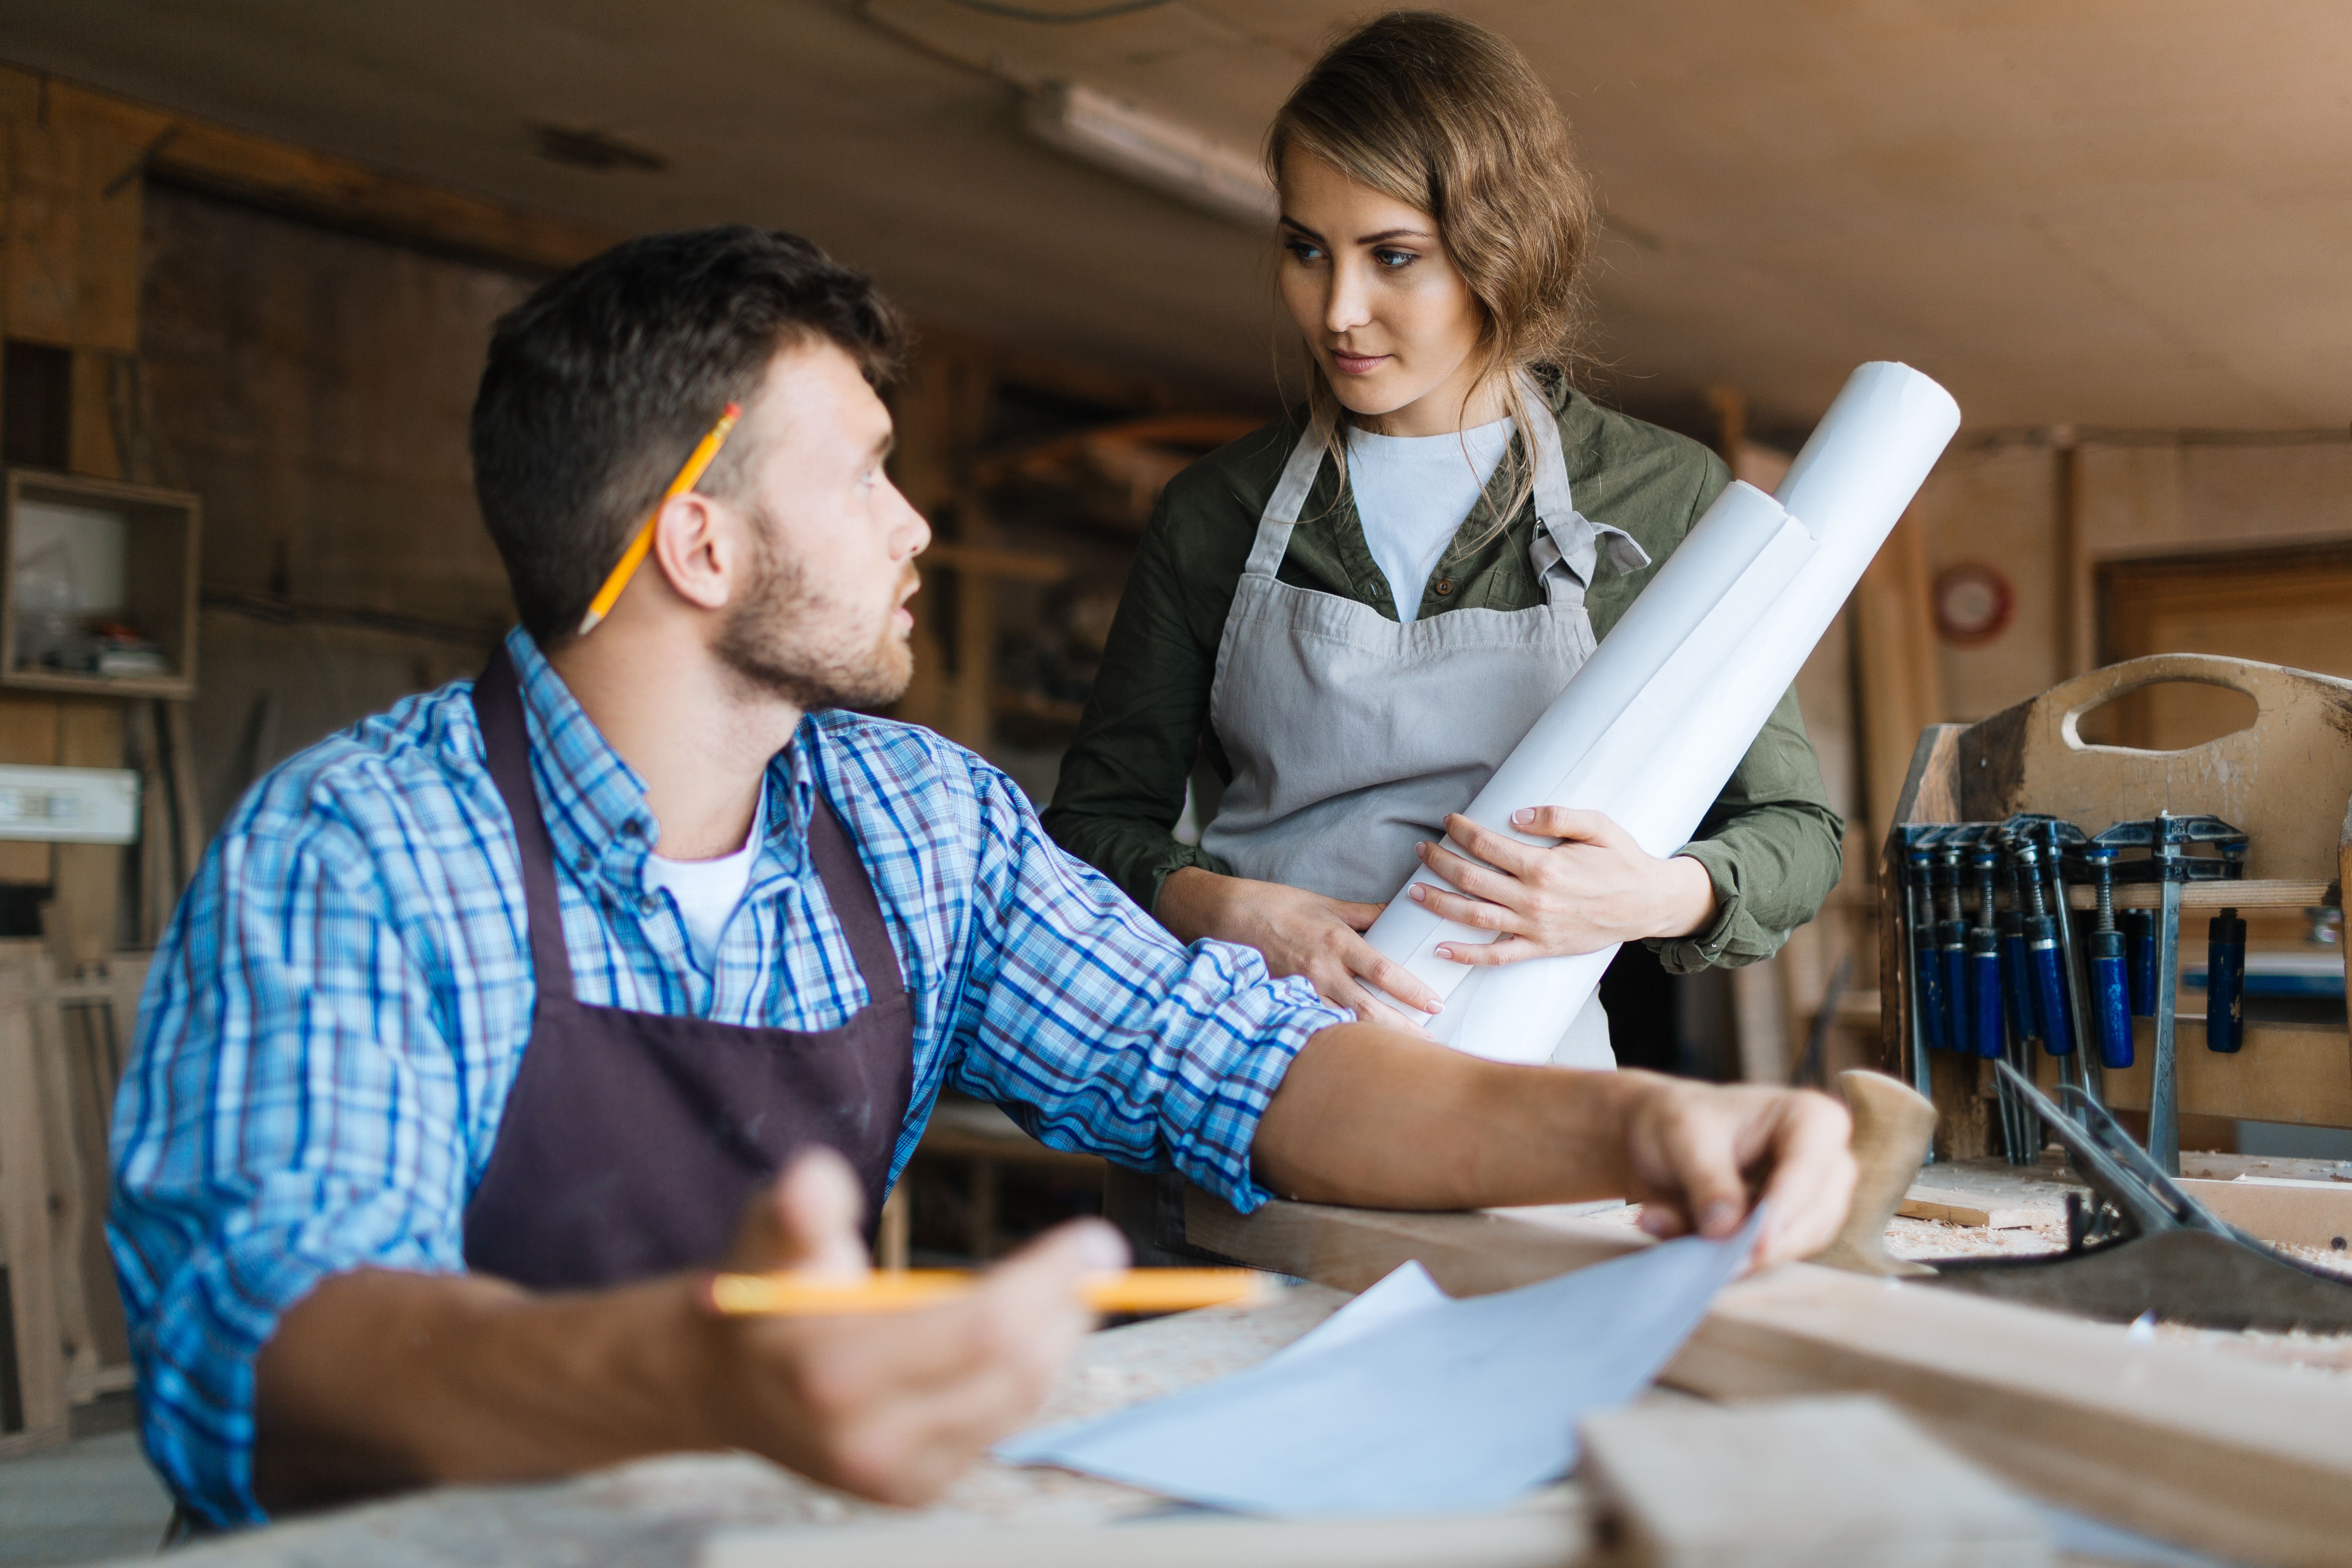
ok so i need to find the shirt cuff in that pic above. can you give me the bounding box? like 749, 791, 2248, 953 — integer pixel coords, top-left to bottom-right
1154, 943, 1348, 1213
1138, 840, 1234, 919
127, 1199, 452, 1526
1646, 844, 1752, 974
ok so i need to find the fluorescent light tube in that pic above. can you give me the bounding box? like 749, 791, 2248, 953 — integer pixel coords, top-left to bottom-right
1024, 82, 1276, 227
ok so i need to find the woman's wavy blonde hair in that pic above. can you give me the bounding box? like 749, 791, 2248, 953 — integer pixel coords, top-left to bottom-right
1267, 10, 1597, 548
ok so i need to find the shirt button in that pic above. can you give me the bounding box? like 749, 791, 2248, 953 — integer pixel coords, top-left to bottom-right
575, 853, 595, 872
1434, 578, 1454, 596
639, 896, 659, 914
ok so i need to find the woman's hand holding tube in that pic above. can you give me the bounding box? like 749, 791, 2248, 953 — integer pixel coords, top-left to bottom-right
1156, 866, 1442, 1029
1408, 807, 1717, 964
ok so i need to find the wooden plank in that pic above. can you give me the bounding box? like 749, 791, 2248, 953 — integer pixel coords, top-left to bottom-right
708, 1507, 1590, 1568
1188, 1190, 2352, 1567
47, 699, 124, 973
2063, 878, 2338, 910
67, 349, 121, 478
151, 117, 613, 276
1580, 1395, 2050, 1567
2092, 1018, 2352, 1128
1853, 510, 1947, 849
2178, 1177, 2352, 1255
71, 121, 142, 353
2, 120, 80, 346
0, 983, 67, 1452
161, 700, 205, 892
0, 696, 59, 884
14, 949, 100, 1404
1187, 1189, 1645, 1296
1896, 1185, 2037, 1229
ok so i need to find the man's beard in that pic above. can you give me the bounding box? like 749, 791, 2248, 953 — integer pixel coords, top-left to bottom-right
713, 511, 914, 712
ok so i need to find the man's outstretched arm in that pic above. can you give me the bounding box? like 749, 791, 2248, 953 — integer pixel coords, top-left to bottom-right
253, 1152, 1126, 1516
1250, 1022, 1855, 1266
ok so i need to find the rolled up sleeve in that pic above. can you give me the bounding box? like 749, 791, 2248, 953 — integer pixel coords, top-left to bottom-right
109, 829, 471, 1526
948, 762, 1345, 1212
1653, 686, 1846, 973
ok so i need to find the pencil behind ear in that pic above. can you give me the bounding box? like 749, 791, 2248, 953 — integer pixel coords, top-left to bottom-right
721, 1146, 869, 1278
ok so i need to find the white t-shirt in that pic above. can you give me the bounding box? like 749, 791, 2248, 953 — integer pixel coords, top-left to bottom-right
1345, 418, 1515, 623
641, 781, 766, 972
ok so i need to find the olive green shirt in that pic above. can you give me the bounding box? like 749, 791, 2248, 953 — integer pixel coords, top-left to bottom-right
1039, 379, 1843, 973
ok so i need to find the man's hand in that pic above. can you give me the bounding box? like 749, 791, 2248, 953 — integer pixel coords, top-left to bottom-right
700, 1151, 1122, 1503
1408, 808, 1717, 963
1250, 1025, 1855, 1273
1611, 1074, 1855, 1267
1156, 866, 1440, 1029
255, 1150, 1126, 1515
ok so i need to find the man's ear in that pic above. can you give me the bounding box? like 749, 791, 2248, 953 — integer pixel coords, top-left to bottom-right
645, 492, 739, 612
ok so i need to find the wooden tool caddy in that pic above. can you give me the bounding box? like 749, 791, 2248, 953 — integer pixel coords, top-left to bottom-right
1880, 654, 2352, 1157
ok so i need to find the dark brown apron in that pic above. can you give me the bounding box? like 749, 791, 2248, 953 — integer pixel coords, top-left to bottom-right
460, 647, 915, 1291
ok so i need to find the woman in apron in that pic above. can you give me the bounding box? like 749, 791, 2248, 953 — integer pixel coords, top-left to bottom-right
1042, 11, 1843, 1065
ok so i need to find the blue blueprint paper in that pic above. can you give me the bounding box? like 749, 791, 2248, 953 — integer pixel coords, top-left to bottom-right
996, 1209, 1764, 1517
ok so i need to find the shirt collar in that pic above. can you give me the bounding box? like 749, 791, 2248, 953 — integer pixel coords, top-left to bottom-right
500, 626, 817, 893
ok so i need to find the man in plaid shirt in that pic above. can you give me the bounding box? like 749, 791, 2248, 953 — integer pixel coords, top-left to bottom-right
113, 226, 1855, 1528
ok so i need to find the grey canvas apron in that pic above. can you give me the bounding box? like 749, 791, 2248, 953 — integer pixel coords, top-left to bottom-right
1198, 380, 1646, 1065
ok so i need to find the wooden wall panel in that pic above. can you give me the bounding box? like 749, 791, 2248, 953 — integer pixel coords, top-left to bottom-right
70, 125, 144, 354
139, 185, 525, 627
2, 120, 82, 346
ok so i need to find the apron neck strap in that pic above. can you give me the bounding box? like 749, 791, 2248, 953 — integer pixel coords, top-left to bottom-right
471, 646, 905, 1009
802, 795, 905, 1004
472, 645, 581, 1004
1243, 421, 1330, 577
1518, 371, 1651, 595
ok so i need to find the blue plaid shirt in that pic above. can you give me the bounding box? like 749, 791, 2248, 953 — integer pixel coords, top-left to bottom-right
111, 627, 1344, 1525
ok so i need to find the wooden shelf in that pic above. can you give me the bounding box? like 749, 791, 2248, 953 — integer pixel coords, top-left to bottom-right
2, 470, 200, 701
0, 666, 194, 700
2064, 878, 2339, 910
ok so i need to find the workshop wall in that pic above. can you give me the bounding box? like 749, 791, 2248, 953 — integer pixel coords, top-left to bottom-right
138, 184, 523, 830
1898, 433, 2352, 731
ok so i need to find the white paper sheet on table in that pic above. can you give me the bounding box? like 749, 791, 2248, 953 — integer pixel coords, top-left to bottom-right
995, 1210, 1763, 1518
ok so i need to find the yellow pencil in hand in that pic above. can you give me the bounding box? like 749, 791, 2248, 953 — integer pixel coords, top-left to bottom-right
702, 1267, 1273, 1319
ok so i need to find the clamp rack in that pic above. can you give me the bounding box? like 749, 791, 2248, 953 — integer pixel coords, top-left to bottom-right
1880, 653, 2352, 1161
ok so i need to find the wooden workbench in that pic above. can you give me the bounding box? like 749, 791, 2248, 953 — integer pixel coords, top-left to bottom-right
118, 1281, 1588, 1568
94, 1172, 2352, 1567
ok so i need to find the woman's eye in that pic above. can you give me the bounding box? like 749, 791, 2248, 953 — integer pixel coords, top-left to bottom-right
1374, 248, 1418, 270
1284, 239, 1325, 263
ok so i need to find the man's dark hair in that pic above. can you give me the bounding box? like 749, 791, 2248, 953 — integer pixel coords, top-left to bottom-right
470, 226, 905, 645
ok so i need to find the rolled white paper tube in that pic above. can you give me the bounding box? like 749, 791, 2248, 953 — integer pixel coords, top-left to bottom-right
1357, 481, 1802, 982
1395, 362, 1961, 1064
1367, 512, 1821, 1001
1413, 521, 1822, 1056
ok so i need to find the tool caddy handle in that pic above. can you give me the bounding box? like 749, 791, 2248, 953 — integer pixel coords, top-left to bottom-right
1955, 653, 2352, 886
